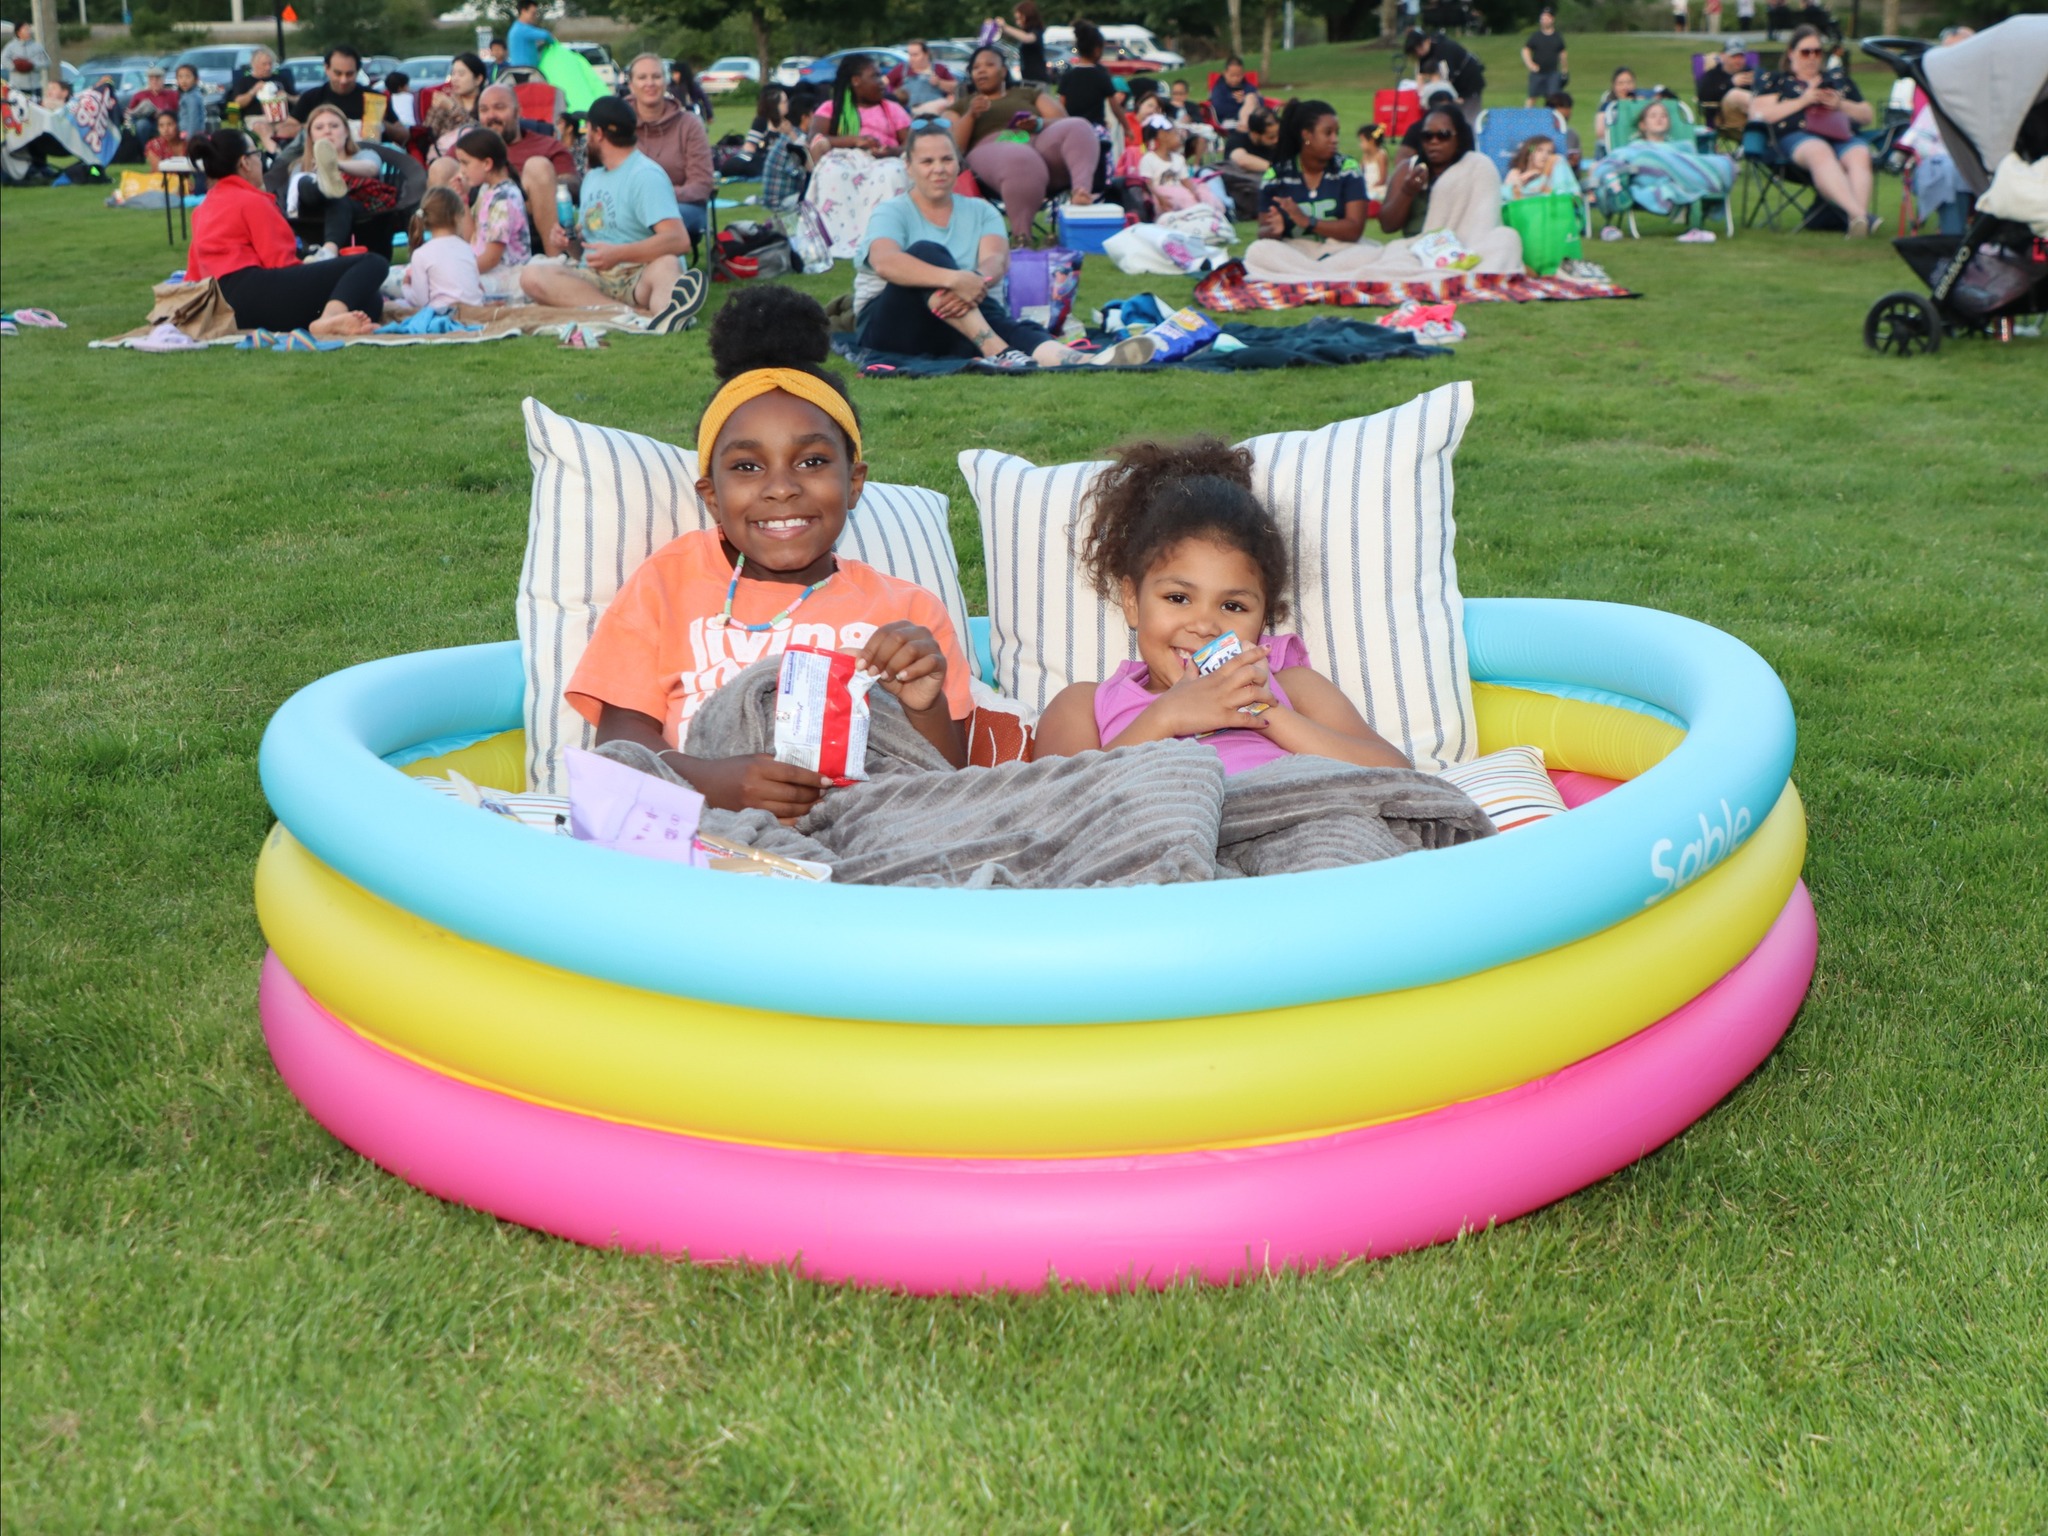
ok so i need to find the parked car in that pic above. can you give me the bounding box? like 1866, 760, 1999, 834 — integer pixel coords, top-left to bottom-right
928, 37, 1017, 75
362, 55, 402, 86
1043, 24, 1183, 70
280, 56, 325, 91
437, 0, 560, 20
797, 47, 907, 88
171, 43, 262, 91
699, 55, 759, 94
565, 42, 618, 87
398, 53, 455, 89
772, 55, 813, 87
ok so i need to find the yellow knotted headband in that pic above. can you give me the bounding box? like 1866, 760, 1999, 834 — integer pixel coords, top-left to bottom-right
696, 367, 863, 469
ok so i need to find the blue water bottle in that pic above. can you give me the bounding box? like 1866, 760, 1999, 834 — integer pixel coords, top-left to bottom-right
556, 186, 575, 239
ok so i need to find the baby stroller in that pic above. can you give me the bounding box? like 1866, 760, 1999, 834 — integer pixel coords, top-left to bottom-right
1861, 21, 2048, 356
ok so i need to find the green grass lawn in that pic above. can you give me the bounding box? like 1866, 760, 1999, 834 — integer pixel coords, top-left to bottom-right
4, 53, 2046, 1528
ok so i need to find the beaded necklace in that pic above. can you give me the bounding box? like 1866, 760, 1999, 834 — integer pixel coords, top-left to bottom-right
709, 552, 835, 633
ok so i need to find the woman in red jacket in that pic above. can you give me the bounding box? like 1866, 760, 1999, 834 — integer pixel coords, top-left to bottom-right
185, 129, 388, 338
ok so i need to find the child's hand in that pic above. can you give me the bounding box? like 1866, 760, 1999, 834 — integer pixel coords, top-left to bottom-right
687, 753, 826, 824
860, 621, 948, 714
1152, 645, 1275, 735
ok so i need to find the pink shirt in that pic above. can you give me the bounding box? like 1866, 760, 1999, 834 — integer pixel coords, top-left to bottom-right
400, 232, 485, 309
811, 98, 912, 149
1092, 632, 1310, 775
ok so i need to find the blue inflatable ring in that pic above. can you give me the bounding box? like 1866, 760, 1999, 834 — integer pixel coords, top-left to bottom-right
257, 598, 1796, 1026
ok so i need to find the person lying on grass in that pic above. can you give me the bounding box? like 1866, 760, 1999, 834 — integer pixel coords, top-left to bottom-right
566, 285, 972, 821
1031, 437, 1411, 772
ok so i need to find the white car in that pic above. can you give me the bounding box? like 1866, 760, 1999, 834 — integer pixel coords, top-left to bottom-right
699, 55, 760, 94
436, 0, 562, 21
565, 41, 619, 88
1043, 23, 1183, 70
772, 55, 813, 88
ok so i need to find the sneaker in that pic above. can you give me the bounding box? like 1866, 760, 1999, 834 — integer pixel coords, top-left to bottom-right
646, 268, 708, 333
1559, 258, 1613, 284
1599, 225, 1624, 242
980, 348, 1036, 370
1676, 228, 1717, 243
302, 242, 338, 264
312, 137, 347, 200
1088, 335, 1157, 366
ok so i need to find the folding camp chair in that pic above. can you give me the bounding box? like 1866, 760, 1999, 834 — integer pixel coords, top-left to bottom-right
1602, 96, 1735, 237
513, 80, 563, 130
1475, 105, 1567, 176
1476, 105, 1591, 234
1738, 124, 1813, 229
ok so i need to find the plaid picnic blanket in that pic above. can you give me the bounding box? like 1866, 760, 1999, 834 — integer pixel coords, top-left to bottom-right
1192, 259, 1637, 313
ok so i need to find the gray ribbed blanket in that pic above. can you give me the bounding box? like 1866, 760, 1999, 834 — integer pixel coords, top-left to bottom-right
593, 659, 1493, 888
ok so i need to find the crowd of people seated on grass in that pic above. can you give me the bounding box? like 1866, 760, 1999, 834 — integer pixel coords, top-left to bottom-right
64, 4, 1981, 343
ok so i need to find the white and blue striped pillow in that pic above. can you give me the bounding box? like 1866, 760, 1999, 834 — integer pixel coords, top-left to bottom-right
961, 382, 1478, 771
519, 398, 974, 795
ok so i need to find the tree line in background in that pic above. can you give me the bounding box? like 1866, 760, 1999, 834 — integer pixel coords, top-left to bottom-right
110, 0, 2020, 76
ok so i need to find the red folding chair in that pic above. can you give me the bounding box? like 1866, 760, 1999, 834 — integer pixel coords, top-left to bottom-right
1374, 88, 1422, 139
514, 80, 563, 127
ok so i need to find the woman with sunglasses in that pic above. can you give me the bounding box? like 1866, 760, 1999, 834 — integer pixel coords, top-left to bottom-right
1377, 107, 1517, 257
1750, 24, 1879, 235
182, 128, 387, 338
1246, 102, 1521, 280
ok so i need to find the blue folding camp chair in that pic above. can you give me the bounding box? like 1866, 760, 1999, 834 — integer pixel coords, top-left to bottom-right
1474, 106, 1589, 233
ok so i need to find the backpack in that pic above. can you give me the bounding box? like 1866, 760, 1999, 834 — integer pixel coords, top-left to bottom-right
714, 221, 794, 281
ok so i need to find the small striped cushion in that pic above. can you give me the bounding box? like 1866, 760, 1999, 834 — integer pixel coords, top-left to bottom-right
1435, 745, 1569, 832
519, 398, 975, 794
961, 382, 1478, 771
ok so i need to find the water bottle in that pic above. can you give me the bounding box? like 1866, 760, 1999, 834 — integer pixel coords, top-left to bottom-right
556, 186, 575, 239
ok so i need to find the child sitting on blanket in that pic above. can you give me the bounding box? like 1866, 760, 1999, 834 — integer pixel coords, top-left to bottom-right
400, 186, 485, 310
566, 285, 971, 821
1138, 115, 1225, 213
1032, 438, 1411, 773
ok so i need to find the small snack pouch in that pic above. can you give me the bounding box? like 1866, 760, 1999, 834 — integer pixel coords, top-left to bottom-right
774, 644, 878, 785
1190, 631, 1271, 714
1410, 229, 1473, 269
1146, 305, 1222, 362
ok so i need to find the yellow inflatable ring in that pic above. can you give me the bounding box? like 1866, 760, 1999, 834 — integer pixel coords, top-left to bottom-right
256, 719, 1805, 1159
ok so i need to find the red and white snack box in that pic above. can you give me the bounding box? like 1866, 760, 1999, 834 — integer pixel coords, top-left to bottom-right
773, 644, 877, 785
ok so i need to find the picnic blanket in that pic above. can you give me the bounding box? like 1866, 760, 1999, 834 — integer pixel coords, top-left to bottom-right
92, 279, 656, 349
831, 317, 1447, 379
595, 658, 1494, 888
1194, 259, 1637, 313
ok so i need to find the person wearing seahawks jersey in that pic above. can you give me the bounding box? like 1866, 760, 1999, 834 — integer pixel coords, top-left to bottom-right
1243, 98, 1372, 280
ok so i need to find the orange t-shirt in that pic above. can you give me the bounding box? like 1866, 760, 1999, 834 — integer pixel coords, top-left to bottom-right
567, 528, 973, 748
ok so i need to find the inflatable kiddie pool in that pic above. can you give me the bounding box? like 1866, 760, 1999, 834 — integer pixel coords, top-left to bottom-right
255, 598, 1813, 1293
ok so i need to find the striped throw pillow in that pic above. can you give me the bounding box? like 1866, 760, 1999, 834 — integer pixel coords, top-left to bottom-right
1436, 745, 1569, 833
519, 398, 975, 794
960, 382, 1478, 770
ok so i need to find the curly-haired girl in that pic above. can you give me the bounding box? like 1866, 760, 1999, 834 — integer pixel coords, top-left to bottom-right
1032, 437, 1410, 772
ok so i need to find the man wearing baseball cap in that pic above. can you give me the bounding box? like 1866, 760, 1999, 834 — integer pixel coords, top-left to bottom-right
128, 63, 183, 140
521, 96, 705, 331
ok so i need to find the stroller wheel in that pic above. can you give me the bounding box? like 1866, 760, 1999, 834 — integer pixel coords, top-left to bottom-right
1865, 291, 1942, 357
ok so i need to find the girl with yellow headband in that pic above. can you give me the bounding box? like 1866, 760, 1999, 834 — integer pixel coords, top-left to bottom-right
567, 288, 971, 821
